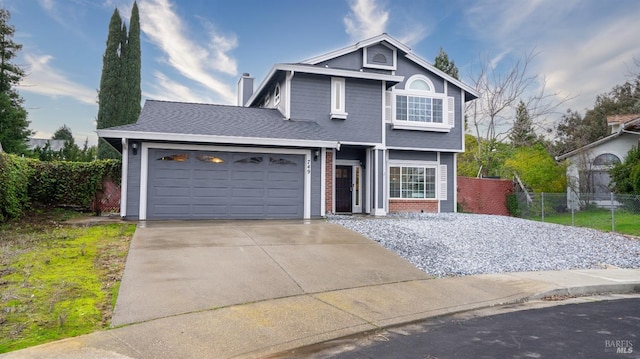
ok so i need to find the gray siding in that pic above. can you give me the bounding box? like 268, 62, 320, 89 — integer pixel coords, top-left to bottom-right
440, 152, 455, 212
388, 150, 437, 161
126, 144, 141, 219
317, 51, 363, 71
290, 74, 382, 143
386, 57, 464, 150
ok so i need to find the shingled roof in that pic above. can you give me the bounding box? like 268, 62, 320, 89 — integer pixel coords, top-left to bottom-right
98, 100, 338, 150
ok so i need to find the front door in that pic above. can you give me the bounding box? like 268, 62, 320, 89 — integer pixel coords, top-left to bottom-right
335, 165, 352, 213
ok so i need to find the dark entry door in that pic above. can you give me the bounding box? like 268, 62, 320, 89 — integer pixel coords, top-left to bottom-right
335, 165, 352, 213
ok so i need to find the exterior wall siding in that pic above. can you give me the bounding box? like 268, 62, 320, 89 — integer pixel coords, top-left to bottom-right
386, 57, 464, 150
388, 149, 437, 161
440, 152, 455, 212
126, 146, 141, 219
290, 74, 382, 143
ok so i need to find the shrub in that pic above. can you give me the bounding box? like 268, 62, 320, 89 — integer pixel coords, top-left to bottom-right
0, 155, 120, 222
0, 153, 33, 221
506, 193, 520, 217
29, 160, 121, 208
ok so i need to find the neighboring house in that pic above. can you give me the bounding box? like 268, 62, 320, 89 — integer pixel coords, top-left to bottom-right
557, 114, 640, 206
27, 138, 67, 152
98, 34, 479, 220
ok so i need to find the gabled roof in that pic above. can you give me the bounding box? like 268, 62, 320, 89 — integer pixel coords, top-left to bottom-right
249, 34, 479, 107
98, 100, 339, 151
556, 114, 640, 161
303, 33, 479, 99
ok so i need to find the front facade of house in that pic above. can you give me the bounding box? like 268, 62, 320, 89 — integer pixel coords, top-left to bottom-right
558, 114, 640, 205
98, 34, 478, 220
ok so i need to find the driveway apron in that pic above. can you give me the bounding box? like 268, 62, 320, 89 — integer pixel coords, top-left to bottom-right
111, 220, 429, 327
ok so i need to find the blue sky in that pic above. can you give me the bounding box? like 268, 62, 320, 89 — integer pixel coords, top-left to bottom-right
6, 0, 640, 145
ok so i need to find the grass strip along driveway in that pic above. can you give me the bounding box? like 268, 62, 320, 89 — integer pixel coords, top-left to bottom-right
0, 211, 135, 353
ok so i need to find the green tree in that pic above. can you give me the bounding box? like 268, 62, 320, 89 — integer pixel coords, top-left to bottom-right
509, 100, 537, 147
610, 146, 640, 195
97, 8, 124, 159
122, 1, 141, 126
504, 144, 566, 193
52, 124, 73, 141
0, 9, 30, 154
96, 4, 142, 159
434, 47, 459, 80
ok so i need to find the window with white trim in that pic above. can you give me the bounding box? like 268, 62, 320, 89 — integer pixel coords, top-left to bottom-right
392, 75, 454, 132
330, 77, 348, 119
273, 83, 281, 106
389, 164, 437, 199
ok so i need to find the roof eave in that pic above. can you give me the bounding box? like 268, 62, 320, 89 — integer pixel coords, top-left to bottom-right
97, 129, 340, 149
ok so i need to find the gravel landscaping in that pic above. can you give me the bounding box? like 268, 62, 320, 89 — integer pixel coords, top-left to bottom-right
328, 213, 640, 277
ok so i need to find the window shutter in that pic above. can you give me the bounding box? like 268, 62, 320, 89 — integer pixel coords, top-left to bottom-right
439, 165, 448, 200
447, 96, 455, 127
385, 91, 392, 122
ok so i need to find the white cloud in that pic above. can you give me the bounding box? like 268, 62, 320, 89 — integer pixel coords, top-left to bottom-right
19, 53, 96, 105
138, 0, 237, 104
144, 71, 215, 104
463, 0, 640, 116
344, 0, 388, 41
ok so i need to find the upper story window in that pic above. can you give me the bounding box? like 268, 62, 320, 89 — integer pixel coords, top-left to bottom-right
273, 83, 281, 106
331, 77, 348, 120
392, 75, 454, 132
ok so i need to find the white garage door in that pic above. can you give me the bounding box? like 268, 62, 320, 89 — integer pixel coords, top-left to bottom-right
147, 149, 305, 219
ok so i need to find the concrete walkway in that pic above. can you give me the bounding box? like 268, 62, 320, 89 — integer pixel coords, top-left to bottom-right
2, 221, 639, 359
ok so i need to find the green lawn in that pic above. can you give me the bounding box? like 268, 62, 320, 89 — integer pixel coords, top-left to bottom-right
0, 210, 135, 353
533, 209, 640, 237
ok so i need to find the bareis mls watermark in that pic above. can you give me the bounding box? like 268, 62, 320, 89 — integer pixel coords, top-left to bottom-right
605, 340, 633, 354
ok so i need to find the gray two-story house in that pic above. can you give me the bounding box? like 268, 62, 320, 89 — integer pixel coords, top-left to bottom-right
98, 34, 479, 220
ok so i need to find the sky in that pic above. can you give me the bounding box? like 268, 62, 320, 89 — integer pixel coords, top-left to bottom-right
5, 0, 640, 146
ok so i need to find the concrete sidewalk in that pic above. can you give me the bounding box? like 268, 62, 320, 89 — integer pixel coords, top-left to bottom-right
2, 268, 639, 359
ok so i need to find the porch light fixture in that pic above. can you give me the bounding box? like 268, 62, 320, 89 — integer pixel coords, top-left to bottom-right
131, 142, 138, 156
314, 149, 320, 161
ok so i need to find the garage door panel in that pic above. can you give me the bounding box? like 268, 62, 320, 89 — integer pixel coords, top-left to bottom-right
191, 187, 230, 198
151, 187, 191, 197
147, 149, 304, 219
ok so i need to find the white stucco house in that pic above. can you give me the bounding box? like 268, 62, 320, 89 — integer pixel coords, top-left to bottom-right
556, 114, 640, 208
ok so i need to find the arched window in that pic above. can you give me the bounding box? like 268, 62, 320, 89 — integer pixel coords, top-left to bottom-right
273, 83, 281, 106
406, 75, 435, 92
593, 153, 621, 166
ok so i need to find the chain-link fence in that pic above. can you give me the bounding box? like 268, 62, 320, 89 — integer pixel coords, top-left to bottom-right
515, 191, 640, 235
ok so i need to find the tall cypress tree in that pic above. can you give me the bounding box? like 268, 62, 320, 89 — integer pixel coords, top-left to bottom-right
97, 3, 141, 159
123, 2, 141, 126
97, 8, 124, 159
0, 9, 30, 154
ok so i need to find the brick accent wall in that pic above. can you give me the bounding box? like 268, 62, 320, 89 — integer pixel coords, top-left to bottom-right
324, 151, 333, 215
389, 199, 438, 213
457, 176, 514, 216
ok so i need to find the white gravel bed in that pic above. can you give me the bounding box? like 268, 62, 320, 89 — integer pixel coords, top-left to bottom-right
328, 213, 640, 277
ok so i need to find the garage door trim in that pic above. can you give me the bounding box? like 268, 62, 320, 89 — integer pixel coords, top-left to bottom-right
139, 142, 312, 220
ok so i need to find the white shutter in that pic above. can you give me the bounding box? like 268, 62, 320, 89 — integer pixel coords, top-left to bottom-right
447, 96, 455, 127
439, 165, 448, 200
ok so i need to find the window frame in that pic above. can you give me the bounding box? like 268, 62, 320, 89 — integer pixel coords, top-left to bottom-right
330, 77, 348, 120
391, 75, 453, 132
388, 161, 439, 200
273, 83, 281, 106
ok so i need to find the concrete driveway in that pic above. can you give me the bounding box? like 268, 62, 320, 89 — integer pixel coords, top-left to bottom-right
111, 220, 430, 326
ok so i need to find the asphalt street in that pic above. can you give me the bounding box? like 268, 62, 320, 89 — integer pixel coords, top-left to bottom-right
281, 296, 640, 359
